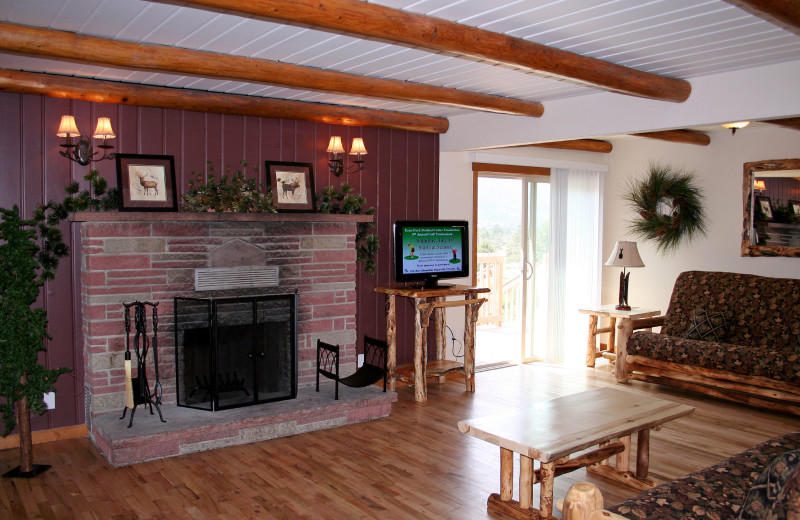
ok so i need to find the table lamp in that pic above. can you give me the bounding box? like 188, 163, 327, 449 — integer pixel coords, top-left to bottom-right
605, 241, 644, 310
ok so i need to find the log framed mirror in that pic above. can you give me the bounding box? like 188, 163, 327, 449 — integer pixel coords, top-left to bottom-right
741, 158, 800, 257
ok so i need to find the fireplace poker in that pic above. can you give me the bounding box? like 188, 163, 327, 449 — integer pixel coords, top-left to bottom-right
149, 302, 162, 405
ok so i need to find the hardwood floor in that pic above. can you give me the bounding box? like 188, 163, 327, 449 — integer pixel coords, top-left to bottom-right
3, 362, 799, 519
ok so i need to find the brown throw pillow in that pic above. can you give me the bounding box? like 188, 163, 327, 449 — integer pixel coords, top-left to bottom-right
684, 307, 730, 342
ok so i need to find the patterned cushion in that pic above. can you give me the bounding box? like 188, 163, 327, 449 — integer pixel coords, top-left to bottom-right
737, 449, 800, 520
684, 307, 731, 342
660, 271, 800, 351
609, 432, 800, 520
626, 332, 800, 384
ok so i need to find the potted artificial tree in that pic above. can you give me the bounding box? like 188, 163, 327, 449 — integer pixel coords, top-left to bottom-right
0, 203, 71, 477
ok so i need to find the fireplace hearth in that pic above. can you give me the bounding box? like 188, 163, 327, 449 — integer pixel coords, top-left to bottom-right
175, 293, 298, 411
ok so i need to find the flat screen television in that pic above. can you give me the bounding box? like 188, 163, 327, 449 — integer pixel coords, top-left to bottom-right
393, 220, 470, 288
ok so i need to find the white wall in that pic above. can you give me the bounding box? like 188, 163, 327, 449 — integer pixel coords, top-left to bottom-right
602, 125, 800, 312
438, 125, 800, 361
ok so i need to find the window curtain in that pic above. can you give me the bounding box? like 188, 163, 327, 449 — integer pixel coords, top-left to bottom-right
547, 168, 603, 365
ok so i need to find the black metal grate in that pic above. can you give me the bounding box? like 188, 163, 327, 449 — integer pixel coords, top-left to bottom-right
174, 293, 298, 411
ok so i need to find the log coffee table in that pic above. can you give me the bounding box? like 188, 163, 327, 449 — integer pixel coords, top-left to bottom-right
457, 387, 694, 519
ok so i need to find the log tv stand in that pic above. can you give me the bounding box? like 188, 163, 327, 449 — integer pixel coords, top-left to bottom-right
375, 284, 489, 402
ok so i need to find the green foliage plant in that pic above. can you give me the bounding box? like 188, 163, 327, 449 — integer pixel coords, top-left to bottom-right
316, 183, 379, 275
60, 169, 119, 212
181, 161, 276, 213
624, 162, 707, 253
0, 203, 72, 475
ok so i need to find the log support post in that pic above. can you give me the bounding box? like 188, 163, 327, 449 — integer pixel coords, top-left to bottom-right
636, 428, 650, 479
385, 295, 396, 392
586, 314, 598, 367
615, 318, 634, 382
500, 447, 513, 501
519, 455, 534, 509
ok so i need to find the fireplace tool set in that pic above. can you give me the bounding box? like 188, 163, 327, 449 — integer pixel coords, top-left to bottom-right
121, 300, 166, 428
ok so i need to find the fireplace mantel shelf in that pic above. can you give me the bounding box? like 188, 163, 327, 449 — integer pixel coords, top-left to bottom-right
70, 211, 373, 223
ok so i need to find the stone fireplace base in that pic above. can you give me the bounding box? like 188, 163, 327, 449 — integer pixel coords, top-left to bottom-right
71, 211, 382, 465
91, 383, 396, 466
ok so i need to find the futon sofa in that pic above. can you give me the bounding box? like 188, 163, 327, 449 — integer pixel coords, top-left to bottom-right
615, 271, 800, 415
560, 431, 800, 520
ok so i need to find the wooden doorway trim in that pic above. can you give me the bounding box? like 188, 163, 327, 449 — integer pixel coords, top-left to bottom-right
470, 162, 550, 285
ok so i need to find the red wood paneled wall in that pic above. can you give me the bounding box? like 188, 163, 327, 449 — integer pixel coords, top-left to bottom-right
0, 92, 439, 431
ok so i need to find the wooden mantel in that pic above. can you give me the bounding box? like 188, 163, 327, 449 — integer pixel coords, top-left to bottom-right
70, 211, 373, 223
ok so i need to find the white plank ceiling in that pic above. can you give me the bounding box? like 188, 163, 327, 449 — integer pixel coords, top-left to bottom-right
1, 0, 799, 119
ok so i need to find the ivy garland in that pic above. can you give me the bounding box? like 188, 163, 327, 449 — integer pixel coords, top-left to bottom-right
624, 163, 707, 253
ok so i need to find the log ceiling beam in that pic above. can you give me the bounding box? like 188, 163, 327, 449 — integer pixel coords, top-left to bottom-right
526, 139, 613, 153
0, 69, 449, 133
630, 130, 711, 146
0, 21, 541, 118
763, 117, 800, 131
167, 0, 691, 103
721, 0, 800, 35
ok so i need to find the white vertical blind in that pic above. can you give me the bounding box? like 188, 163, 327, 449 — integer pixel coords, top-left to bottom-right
547, 168, 603, 365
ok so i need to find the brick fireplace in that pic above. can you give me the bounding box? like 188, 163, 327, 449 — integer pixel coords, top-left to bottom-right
72, 211, 395, 465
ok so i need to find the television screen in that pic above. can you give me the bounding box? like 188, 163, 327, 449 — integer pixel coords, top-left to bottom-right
393, 220, 469, 288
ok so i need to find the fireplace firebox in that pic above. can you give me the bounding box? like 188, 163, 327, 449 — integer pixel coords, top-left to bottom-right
174, 293, 298, 411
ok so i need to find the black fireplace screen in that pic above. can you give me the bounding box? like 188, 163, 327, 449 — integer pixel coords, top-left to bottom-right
174, 293, 297, 411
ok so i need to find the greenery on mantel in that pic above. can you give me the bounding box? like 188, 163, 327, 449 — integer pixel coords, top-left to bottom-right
0, 203, 72, 476
181, 161, 277, 213
317, 183, 379, 275
61, 169, 119, 212
624, 162, 707, 253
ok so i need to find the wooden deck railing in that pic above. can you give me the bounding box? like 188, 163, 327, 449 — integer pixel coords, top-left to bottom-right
476, 253, 521, 326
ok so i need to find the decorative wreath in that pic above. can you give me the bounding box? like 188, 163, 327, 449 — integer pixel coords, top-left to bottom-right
624, 163, 707, 253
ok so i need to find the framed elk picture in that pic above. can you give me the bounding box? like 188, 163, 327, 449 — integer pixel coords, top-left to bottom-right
115, 154, 178, 211
265, 161, 315, 212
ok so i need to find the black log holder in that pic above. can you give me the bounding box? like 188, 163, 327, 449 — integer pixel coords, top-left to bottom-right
120, 301, 166, 428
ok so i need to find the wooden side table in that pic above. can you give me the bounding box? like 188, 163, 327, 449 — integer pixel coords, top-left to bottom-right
579, 305, 660, 367
375, 285, 489, 402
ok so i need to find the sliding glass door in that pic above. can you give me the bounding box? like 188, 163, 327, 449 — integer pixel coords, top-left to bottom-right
475, 172, 550, 365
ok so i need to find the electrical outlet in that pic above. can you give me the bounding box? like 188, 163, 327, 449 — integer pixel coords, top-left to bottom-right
357, 353, 365, 368
43, 392, 55, 410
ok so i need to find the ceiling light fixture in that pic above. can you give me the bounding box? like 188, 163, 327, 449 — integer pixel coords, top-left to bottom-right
327, 136, 367, 176
57, 115, 116, 166
721, 121, 750, 135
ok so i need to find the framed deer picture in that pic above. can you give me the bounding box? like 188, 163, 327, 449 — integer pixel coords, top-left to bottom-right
265, 161, 315, 212
115, 154, 178, 212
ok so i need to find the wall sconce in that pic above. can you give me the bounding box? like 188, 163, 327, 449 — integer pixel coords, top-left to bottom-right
721, 121, 750, 135
57, 115, 116, 166
327, 136, 367, 176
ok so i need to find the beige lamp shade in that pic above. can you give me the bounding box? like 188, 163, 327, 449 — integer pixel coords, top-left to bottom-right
349, 137, 367, 156
605, 241, 645, 268
92, 117, 116, 140
57, 115, 80, 137
753, 179, 766, 191
327, 136, 345, 154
